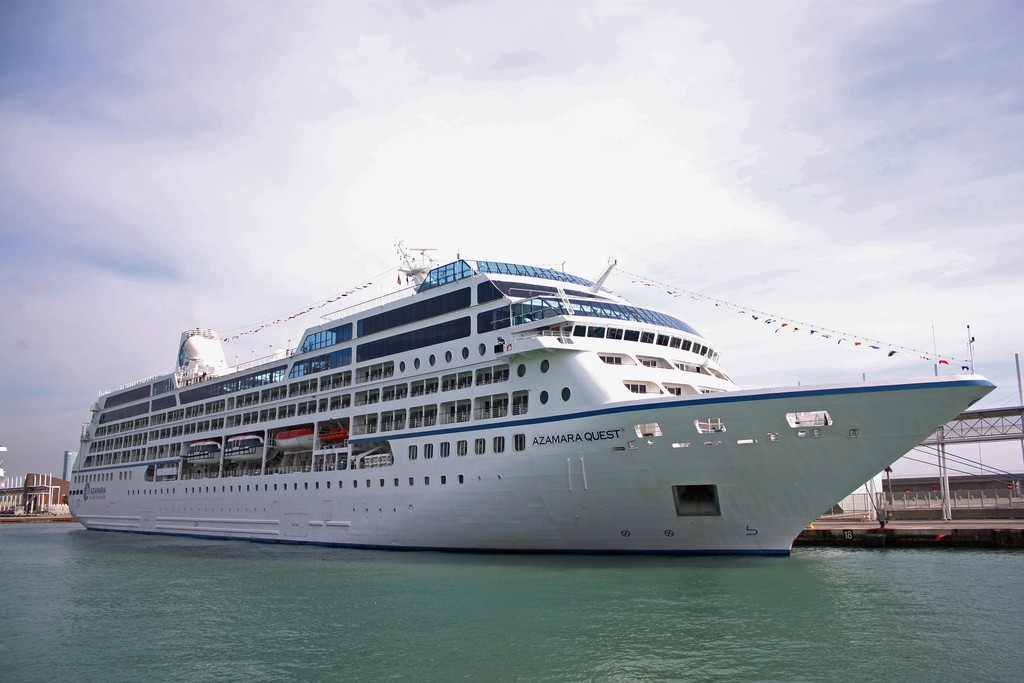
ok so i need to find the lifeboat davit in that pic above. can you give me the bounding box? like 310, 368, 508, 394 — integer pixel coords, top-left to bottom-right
276, 428, 314, 452
186, 440, 221, 466
224, 434, 264, 462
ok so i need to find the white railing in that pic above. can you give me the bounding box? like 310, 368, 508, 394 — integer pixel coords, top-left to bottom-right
319, 286, 417, 323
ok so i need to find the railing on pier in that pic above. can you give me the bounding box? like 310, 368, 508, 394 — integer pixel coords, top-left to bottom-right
820, 488, 1024, 520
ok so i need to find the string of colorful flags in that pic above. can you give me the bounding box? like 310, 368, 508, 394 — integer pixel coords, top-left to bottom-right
220, 279, 377, 342
614, 268, 972, 370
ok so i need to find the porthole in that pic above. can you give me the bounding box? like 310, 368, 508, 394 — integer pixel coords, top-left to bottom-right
478, 343, 487, 356
399, 361, 406, 372
445, 350, 453, 362
414, 358, 421, 370
462, 347, 470, 360
561, 387, 571, 401
429, 354, 436, 366
540, 359, 550, 373
540, 391, 549, 404
517, 364, 526, 378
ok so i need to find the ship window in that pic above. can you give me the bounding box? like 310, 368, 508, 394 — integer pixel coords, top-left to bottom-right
695, 418, 726, 434
440, 442, 450, 458
359, 287, 470, 335
475, 438, 486, 455
587, 327, 605, 338
493, 436, 505, 453
408, 445, 417, 460
457, 440, 468, 456
441, 475, 447, 485
424, 443, 434, 459
635, 422, 662, 438
641, 332, 655, 344
672, 484, 721, 516
785, 411, 833, 428
606, 328, 624, 340
458, 474, 464, 484
560, 387, 571, 402
514, 434, 526, 451
424, 477, 430, 485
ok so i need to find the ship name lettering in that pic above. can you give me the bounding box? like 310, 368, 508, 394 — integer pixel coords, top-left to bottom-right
532, 429, 621, 446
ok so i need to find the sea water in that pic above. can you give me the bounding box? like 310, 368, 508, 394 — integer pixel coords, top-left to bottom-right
1, 523, 1021, 682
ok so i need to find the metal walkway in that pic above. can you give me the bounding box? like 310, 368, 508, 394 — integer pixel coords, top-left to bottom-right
922, 406, 1024, 445
916, 405, 1023, 521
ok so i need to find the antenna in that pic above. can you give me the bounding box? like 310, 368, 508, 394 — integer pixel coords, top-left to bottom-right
967, 325, 976, 373
395, 240, 438, 287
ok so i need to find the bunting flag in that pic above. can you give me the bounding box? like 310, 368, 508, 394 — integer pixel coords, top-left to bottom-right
615, 268, 970, 368
221, 280, 376, 342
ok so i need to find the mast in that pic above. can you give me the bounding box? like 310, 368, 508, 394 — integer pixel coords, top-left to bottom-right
395, 241, 437, 287
590, 258, 617, 295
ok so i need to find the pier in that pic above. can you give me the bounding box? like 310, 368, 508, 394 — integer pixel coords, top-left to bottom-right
796, 519, 1024, 549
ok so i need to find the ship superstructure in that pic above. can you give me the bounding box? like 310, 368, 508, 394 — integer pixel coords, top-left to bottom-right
69, 253, 994, 553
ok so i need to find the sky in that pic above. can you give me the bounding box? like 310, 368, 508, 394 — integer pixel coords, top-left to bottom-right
1, 0, 1022, 481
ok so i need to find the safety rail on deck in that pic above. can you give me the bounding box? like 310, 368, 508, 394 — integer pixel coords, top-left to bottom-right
319, 286, 417, 323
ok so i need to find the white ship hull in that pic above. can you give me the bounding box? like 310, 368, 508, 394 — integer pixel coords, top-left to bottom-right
71, 376, 991, 554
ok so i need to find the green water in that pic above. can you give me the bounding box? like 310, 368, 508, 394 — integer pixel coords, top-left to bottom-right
1, 524, 1021, 682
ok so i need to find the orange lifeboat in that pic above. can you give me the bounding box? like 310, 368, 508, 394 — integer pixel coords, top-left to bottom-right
319, 427, 349, 444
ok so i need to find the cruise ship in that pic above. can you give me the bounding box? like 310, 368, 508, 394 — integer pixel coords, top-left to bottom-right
68, 251, 994, 554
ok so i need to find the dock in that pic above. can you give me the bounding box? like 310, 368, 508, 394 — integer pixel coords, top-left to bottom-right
0, 514, 76, 524
797, 519, 1024, 549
